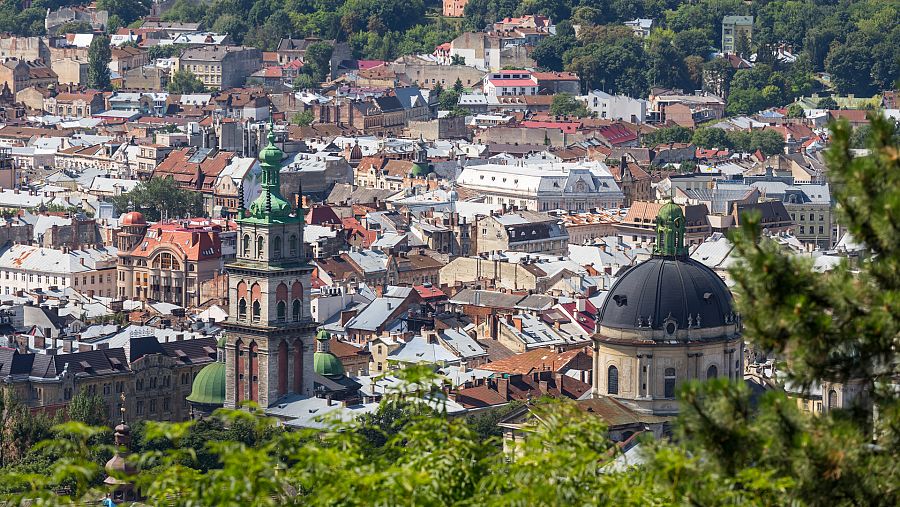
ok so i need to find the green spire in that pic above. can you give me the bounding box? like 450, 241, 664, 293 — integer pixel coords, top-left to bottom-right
654, 201, 689, 257
241, 123, 302, 225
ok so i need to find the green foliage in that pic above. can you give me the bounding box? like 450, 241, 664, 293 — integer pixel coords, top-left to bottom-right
786, 103, 805, 118
167, 69, 206, 94
109, 176, 204, 221
97, 0, 152, 26
161, 0, 207, 23
0, 388, 54, 468
726, 63, 815, 116
301, 42, 333, 83
691, 127, 730, 149
87, 35, 112, 91
290, 110, 314, 126
148, 44, 187, 61
67, 391, 109, 427
549, 92, 591, 117
55, 21, 93, 34
817, 96, 838, 110
643, 125, 692, 147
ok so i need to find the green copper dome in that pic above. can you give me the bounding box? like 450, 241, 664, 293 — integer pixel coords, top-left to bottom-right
411, 162, 430, 177
654, 201, 689, 257
186, 362, 226, 406
314, 350, 345, 378
313, 330, 344, 378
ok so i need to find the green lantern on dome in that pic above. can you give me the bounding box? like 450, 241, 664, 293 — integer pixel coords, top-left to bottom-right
654, 201, 688, 257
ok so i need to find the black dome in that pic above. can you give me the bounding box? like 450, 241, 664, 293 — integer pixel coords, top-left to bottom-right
599, 256, 735, 333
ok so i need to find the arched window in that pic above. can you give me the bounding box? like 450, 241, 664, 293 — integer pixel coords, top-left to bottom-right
664, 368, 677, 398
828, 389, 838, 410
256, 236, 265, 258
707, 365, 718, 380
238, 298, 247, 320
273, 236, 282, 258
289, 235, 297, 256
152, 252, 180, 270
252, 300, 261, 322
277, 301, 286, 321
292, 299, 301, 321
607, 366, 618, 395
242, 234, 251, 257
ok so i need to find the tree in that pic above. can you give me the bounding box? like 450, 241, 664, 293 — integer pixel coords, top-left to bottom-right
87, 35, 112, 91
643, 125, 692, 147
749, 129, 785, 156
673, 28, 712, 58
691, 127, 731, 149
290, 110, 314, 127
531, 34, 575, 72
56, 21, 93, 34
549, 93, 591, 118
292, 74, 314, 91
167, 70, 206, 94
302, 42, 333, 83
450, 54, 465, 65
786, 103, 805, 118
67, 391, 108, 428
110, 176, 204, 222
825, 41, 876, 96
817, 96, 838, 110
161, 0, 206, 22
452, 78, 464, 95
97, 0, 152, 26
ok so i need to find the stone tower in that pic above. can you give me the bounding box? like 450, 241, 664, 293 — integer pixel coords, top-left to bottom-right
224, 127, 316, 409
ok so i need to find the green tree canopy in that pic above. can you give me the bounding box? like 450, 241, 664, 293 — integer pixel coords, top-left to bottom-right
87, 35, 112, 91
167, 70, 206, 94
643, 125, 693, 147
110, 177, 204, 221
691, 127, 731, 149
549, 92, 591, 117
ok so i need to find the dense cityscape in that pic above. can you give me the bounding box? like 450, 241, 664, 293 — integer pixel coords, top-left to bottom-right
0, 0, 895, 505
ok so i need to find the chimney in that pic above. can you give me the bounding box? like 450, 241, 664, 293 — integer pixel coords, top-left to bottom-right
513, 316, 523, 332
497, 377, 509, 399
576, 298, 586, 313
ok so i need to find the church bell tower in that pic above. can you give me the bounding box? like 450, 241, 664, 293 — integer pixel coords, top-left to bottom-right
223, 127, 315, 409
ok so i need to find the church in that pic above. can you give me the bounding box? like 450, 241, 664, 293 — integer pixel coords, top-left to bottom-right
592, 201, 744, 415
188, 127, 356, 416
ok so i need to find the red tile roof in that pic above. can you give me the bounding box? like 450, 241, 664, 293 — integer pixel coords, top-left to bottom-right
127, 222, 222, 261
482, 347, 591, 376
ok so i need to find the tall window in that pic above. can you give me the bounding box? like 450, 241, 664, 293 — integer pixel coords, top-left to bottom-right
277, 301, 286, 321
289, 235, 297, 256
664, 368, 677, 398
607, 366, 619, 395
707, 365, 718, 380
256, 236, 264, 258
242, 235, 251, 257
828, 389, 838, 410
252, 301, 261, 322
273, 236, 282, 258
292, 299, 301, 321
238, 298, 247, 320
